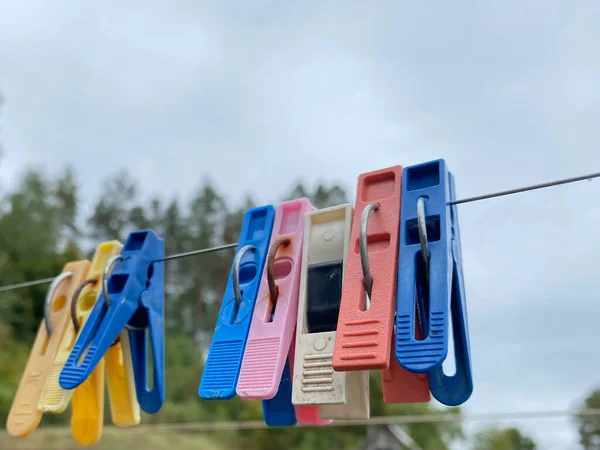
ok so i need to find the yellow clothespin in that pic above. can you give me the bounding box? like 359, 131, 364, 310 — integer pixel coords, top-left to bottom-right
39, 243, 122, 413
105, 330, 141, 427
69, 241, 140, 445
6, 260, 90, 438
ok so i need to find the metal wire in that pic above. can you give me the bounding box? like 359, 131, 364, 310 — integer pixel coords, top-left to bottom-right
5, 408, 600, 438
0, 170, 598, 294
156, 242, 238, 262
0, 277, 57, 292
448, 171, 600, 205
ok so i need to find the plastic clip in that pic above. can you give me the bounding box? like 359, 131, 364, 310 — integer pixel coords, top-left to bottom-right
7, 260, 90, 438
396, 159, 472, 405
60, 230, 165, 414
200, 205, 276, 400
105, 330, 141, 426
427, 170, 473, 406
237, 199, 315, 399
333, 166, 403, 371
293, 204, 369, 419
39, 243, 121, 420
262, 359, 297, 426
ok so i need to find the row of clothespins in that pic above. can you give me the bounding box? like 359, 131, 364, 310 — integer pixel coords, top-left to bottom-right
6, 158, 472, 445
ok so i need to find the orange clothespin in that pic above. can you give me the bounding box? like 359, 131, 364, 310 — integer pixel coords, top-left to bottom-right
7, 260, 90, 438
332, 166, 430, 403
333, 166, 403, 371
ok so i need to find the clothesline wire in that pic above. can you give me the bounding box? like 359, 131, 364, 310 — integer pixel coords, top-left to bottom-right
3, 408, 599, 438
0, 169, 598, 294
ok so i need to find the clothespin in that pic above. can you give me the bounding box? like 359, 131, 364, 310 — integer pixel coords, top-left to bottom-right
262, 334, 303, 428
200, 205, 276, 400
39, 243, 122, 418
7, 260, 90, 438
263, 329, 331, 427
333, 166, 403, 371
262, 359, 297, 426
287, 333, 331, 426
396, 160, 473, 406
105, 330, 141, 426
69, 241, 139, 446
236, 198, 316, 400
59, 230, 165, 414
292, 204, 369, 419
380, 329, 430, 404
427, 170, 473, 406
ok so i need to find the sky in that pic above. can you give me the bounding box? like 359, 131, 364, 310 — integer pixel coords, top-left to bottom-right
1, 1, 600, 448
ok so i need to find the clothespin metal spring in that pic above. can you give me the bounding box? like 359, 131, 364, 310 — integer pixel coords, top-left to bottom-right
359, 202, 379, 299
266, 237, 291, 306
232, 245, 257, 307
43, 271, 73, 336
70, 278, 98, 333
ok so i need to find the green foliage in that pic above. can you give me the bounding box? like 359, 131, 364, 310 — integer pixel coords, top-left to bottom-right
576, 388, 600, 449
473, 426, 536, 450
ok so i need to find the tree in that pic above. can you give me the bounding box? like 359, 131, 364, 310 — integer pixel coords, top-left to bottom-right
0, 169, 82, 338
473, 426, 536, 450
576, 388, 600, 449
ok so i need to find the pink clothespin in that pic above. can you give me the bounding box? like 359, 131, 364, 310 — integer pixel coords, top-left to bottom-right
237, 198, 316, 400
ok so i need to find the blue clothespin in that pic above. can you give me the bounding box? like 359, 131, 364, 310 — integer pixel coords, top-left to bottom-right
396, 159, 473, 406
395, 160, 473, 405
262, 360, 297, 427
428, 171, 473, 406
199, 206, 276, 400
396, 159, 451, 373
59, 230, 165, 413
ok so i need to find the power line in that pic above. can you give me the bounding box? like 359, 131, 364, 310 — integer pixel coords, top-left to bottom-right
0, 169, 598, 294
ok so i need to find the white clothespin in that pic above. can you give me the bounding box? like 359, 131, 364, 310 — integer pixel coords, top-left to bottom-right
292, 204, 369, 419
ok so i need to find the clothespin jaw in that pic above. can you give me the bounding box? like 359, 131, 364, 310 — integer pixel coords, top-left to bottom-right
105, 331, 141, 426
237, 198, 316, 400
262, 359, 297, 427
293, 204, 369, 420
396, 159, 451, 373
70, 358, 105, 446
60, 230, 165, 414
381, 330, 431, 404
200, 205, 276, 400
7, 260, 90, 438
427, 171, 473, 406
333, 166, 403, 371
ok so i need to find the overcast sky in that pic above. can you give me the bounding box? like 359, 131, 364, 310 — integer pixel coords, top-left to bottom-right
2, 1, 600, 448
